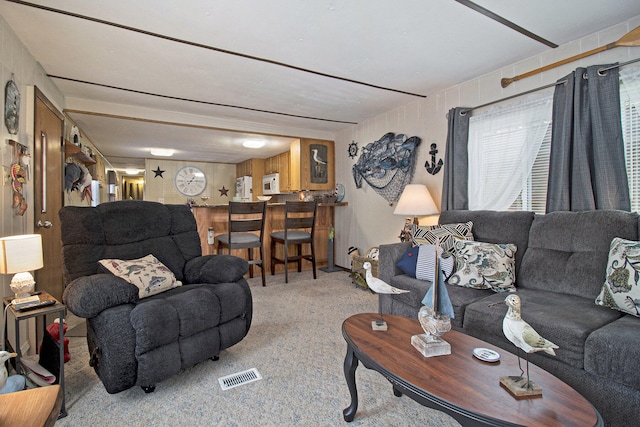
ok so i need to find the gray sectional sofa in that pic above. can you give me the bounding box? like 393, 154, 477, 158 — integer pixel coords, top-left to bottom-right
379, 209, 640, 427
60, 201, 253, 394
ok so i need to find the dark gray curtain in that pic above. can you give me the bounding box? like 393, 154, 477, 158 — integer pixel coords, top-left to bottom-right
546, 64, 630, 212
441, 107, 470, 211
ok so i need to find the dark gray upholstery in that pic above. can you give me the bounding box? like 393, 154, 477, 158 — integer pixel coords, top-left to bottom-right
60, 200, 252, 394
379, 209, 640, 426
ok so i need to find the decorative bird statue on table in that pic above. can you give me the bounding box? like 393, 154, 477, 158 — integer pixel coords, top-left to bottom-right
362, 261, 409, 330
500, 294, 558, 397
0, 350, 26, 394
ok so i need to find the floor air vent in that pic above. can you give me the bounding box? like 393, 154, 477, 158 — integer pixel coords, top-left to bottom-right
218, 368, 262, 390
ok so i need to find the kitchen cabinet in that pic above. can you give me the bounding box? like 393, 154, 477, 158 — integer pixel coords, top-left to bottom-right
236, 158, 263, 178
236, 158, 265, 197
262, 151, 291, 192
278, 151, 291, 192
290, 139, 335, 191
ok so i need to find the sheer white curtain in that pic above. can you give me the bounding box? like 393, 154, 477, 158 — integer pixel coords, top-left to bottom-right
468, 92, 553, 210
620, 65, 640, 212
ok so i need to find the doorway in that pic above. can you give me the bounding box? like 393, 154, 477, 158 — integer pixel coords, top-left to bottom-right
33, 87, 64, 302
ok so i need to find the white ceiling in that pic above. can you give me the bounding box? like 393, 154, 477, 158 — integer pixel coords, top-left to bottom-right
2, 0, 640, 171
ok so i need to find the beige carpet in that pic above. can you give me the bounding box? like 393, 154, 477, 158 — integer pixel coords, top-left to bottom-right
57, 270, 461, 426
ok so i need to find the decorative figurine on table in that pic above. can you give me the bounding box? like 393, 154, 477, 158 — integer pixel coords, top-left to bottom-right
0, 351, 25, 394
362, 261, 409, 331
412, 242, 454, 357
399, 218, 414, 242
499, 294, 558, 397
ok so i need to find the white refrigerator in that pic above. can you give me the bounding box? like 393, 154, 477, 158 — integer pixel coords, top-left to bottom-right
235, 176, 252, 201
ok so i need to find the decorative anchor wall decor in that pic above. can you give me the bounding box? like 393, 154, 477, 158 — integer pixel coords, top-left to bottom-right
425, 143, 443, 175
352, 132, 421, 204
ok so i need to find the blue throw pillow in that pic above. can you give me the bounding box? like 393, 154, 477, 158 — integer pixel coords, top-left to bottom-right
396, 246, 420, 277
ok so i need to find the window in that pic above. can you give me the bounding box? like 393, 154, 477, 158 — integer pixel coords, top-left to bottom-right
621, 67, 640, 213
467, 92, 553, 213
509, 125, 551, 213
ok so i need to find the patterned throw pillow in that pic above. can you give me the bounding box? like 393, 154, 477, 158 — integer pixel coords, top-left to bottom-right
595, 237, 640, 317
99, 254, 182, 299
447, 240, 517, 292
411, 222, 474, 254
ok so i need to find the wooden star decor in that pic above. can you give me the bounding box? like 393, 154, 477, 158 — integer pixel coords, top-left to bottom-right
218, 186, 229, 197
153, 166, 165, 178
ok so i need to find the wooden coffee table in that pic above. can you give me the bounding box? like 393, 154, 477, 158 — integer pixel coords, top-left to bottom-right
342, 313, 603, 426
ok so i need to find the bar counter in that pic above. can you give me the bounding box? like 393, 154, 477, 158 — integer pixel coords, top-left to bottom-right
192, 202, 347, 275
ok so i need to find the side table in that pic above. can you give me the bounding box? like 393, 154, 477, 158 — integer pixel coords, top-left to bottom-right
2, 292, 66, 418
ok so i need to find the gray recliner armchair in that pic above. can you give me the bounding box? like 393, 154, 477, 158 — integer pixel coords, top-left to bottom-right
60, 200, 252, 394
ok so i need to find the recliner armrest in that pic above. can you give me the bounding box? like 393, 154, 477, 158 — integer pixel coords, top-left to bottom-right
62, 274, 139, 318
184, 255, 249, 284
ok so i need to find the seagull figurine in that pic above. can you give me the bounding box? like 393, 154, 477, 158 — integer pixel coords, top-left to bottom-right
362, 261, 409, 329
501, 294, 558, 390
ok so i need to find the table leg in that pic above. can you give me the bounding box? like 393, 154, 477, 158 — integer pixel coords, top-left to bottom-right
58, 311, 66, 418
13, 317, 21, 374
342, 346, 359, 422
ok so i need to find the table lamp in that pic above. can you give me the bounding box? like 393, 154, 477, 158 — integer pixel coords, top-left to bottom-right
394, 184, 439, 226
394, 185, 439, 243
0, 234, 44, 298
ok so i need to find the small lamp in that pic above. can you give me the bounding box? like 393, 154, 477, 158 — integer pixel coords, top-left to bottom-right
394, 184, 439, 226
394, 184, 439, 243
0, 234, 44, 298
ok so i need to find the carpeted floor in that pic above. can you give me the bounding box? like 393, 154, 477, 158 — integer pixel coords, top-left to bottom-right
57, 270, 461, 426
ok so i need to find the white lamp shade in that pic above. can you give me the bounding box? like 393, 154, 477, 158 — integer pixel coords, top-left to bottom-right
0, 234, 44, 274
394, 184, 439, 216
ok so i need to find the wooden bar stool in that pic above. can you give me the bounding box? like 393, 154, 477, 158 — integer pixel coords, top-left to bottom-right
270, 201, 317, 283
216, 201, 267, 286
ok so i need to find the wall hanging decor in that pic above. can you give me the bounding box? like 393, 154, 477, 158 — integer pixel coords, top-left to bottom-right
4, 77, 20, 135
310, 144, 328, 184
352, 132, 421, 204
425, 143, 443, 175
8, 140, 29, 216
348, 141, 358, 159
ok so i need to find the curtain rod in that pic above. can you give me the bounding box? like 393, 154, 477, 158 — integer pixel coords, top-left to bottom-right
461, 56, 640, 115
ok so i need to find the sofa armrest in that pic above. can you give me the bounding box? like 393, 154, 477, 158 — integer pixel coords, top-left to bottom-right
184, 255, 249, 284
379, 242, 411, 285
62, 274, 139, 318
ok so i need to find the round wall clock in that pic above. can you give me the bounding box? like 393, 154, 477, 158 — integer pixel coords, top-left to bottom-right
5, 79, 20, 135
174, 166, 207, 197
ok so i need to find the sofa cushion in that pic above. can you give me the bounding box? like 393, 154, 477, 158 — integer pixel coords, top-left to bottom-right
448, 240, 517, 292
439, 210, 535, 281
397, 245, 454, 282
99, 254, 182, 298
595, 237, 640, 316
585, 315, 640, 389
519, 210, 639, 299
463, 289, 622, 369
411, 222, 474, 254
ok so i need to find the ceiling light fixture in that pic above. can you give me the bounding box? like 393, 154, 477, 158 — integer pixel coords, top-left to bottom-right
243, 140, 265, 149
150, 148, 174, 157
125, 169, 141, 175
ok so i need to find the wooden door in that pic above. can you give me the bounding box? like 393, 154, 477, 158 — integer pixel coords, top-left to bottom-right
33, 88, 64, 302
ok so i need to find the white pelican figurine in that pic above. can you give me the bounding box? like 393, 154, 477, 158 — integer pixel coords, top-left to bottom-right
502, 294, 558, 390
362, 261, 409, 330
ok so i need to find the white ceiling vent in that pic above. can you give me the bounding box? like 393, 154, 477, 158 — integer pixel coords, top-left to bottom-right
218, 368, 262, 390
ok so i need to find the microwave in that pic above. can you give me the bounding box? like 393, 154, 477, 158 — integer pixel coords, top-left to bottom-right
262, 173, 280, 195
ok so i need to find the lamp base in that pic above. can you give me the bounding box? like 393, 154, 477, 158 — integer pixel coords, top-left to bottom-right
411, 334, 451, 357
10, 271, 35, 298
